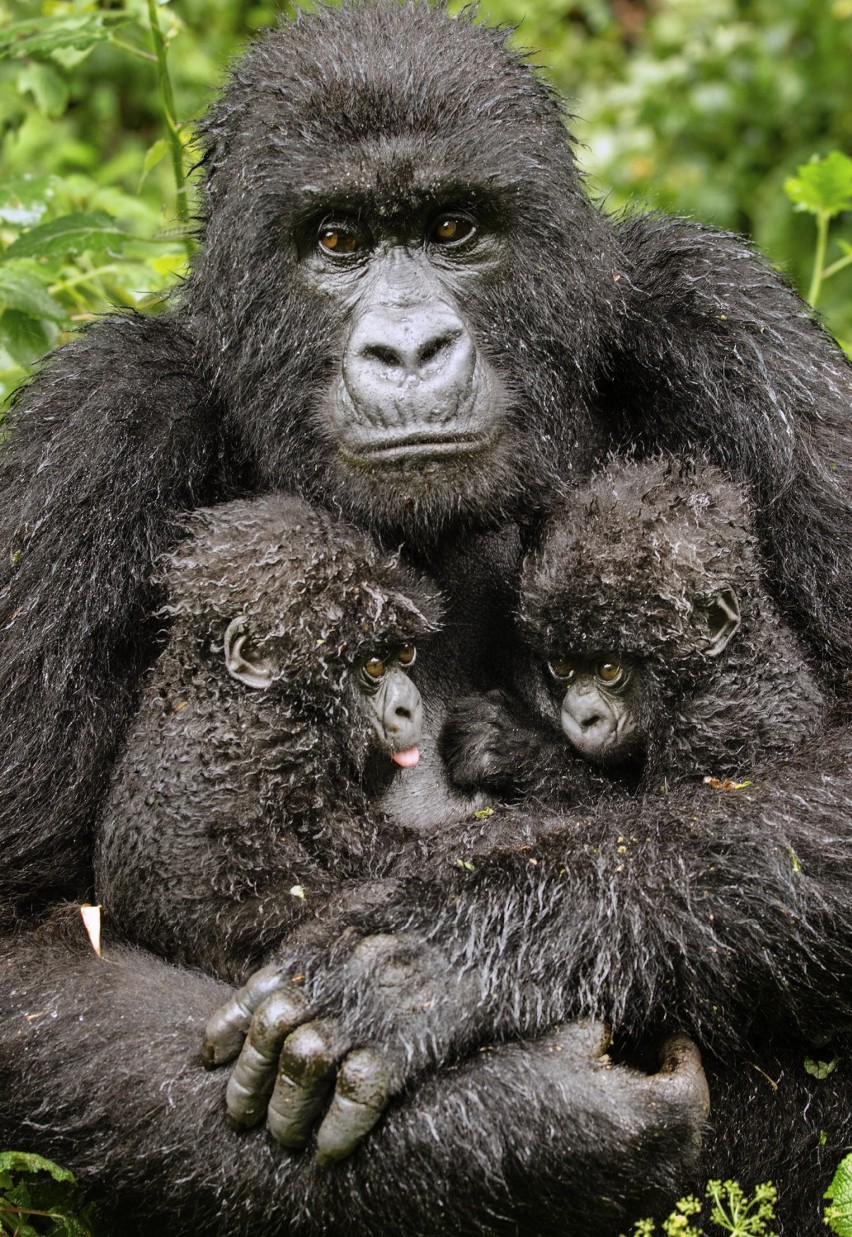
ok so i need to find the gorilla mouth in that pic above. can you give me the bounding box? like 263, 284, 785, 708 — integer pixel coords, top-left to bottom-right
340, 429, 499, 466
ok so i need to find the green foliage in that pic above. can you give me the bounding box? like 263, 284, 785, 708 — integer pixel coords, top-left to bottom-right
0, 1151, 100, 1235
623, 1180, 778, 1237
804, 1053, 840, 1080
824, 1154, 852, 1236
784, 151, 852, 312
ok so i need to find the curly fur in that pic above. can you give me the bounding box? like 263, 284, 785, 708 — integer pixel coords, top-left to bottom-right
1, 2, 852, 1234
518, 456, 827, 782
96, 494, 441, 980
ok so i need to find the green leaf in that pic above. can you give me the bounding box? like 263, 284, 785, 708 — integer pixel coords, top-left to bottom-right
0, 82, 27, 137
0, 1150, 76, 1184
784, 152, 852, 219
0, 175, 58, 228
804, 1055, 839, 1079
825, 1154, 852, 1236
0, 268, 66, 324
5, 212, 128, 260
0, 309, 51, 366
139, 138, 170, 190
0, 16, 122, 60
16, 62, 70, 119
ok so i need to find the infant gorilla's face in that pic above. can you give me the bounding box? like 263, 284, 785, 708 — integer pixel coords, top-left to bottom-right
546, 653, 646, 765
355, 643, 423, 768
221, 615, 425, 768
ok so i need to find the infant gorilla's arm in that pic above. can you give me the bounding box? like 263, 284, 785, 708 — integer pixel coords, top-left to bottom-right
442, 689, 620, 802
203, 924, 708, 1172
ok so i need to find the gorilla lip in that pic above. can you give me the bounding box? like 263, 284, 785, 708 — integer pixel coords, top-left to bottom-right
341, 429, 496, 465
391, 746, 420, 767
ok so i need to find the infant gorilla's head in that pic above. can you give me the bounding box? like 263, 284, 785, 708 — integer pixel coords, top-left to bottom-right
519, 457, 759, 767
161, 495, 443, 771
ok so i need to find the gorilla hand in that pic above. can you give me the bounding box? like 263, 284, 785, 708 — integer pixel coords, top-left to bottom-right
203, 931, 479, 1165
442, 689, 541, 793
202, 935, 710, 1173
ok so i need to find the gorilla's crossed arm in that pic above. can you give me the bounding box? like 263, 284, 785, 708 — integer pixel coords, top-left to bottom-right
203, 725, 852, 1162
3, 4, 852, 1235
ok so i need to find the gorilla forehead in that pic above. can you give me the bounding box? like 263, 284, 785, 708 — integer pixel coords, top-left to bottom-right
204, 2, 576, 198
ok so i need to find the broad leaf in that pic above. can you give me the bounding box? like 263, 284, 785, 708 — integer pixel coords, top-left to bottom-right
5, 212, 128, 259
0, 310, 51, 366
825, 1154, 852, 1236
0, 1150, 76, 1183
784, 152, 852, 219
0, 16, 122, 59
0, 267, 66, 324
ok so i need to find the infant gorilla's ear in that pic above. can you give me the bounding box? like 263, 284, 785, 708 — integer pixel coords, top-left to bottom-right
223, 616, 275, 689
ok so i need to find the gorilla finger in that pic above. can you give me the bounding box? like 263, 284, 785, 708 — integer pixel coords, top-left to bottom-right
315, 1047, 391, 1166
267, 1019, 351, 1150
543, 1018, 612, 1063
202, 964, 290, 1067
652, 1033, 710, 1114
225, 988, 312, 1129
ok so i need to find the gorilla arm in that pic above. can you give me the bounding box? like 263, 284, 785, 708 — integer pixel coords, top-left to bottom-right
0, 312, 214, 905
206, 723, 852, 1159
0, 929, 708, 1237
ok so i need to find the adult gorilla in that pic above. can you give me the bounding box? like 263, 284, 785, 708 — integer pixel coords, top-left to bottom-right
2, 4, 852, 1235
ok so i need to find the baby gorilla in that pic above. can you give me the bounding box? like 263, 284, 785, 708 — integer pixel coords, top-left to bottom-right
96, 495, 441, 981
446, 457, 826, 800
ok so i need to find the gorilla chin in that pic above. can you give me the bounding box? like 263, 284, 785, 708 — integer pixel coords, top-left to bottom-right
328, 420, 531, 544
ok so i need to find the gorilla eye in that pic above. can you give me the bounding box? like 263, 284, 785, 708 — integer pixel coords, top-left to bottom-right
430, 215, 475, 246
396, 644, 416, 666
318, 225, 362, 256
596, 661, 625, 686
548, 659, 575, 683
362, 656, 386, 681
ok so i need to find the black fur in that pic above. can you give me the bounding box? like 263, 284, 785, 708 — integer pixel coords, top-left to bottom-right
95, 494, 442, 981
2, 3, 852, 1234
444, 457, 828, 799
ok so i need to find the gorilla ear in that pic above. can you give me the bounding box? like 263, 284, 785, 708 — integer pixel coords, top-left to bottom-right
704, 587, 741, 657
223, 616, 275, 689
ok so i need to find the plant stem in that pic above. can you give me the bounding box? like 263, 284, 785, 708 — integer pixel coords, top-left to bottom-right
48, 265, 121, 295
146, 0, 193, 258
806, 210, 829, 307
822, 251, 852, 282
107, 34, 157, 63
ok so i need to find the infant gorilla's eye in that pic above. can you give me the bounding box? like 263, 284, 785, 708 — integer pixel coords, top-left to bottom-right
318, 224, 362, 256
396, 644, 416, 666
548, 658, 575, 682
596, 661, 624, 685
362, 656, 386, 680
430, 215, 475, 246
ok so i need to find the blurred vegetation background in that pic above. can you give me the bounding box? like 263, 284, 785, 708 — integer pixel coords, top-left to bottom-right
0, 0, 850, 404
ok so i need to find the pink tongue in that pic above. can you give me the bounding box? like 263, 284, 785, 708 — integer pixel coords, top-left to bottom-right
391, 747, 420, 769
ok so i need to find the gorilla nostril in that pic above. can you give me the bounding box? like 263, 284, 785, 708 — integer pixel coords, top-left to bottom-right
394, 705, 413, 721
418, 330, 461, 367
580, 714, 602, 731
362, 343, 403, 370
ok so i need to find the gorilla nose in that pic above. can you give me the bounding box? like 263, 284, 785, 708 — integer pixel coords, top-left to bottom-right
343, 305, 476, 410
387, 701, 413, 728
361, 326, 465, 378
560, 692, 616, 757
